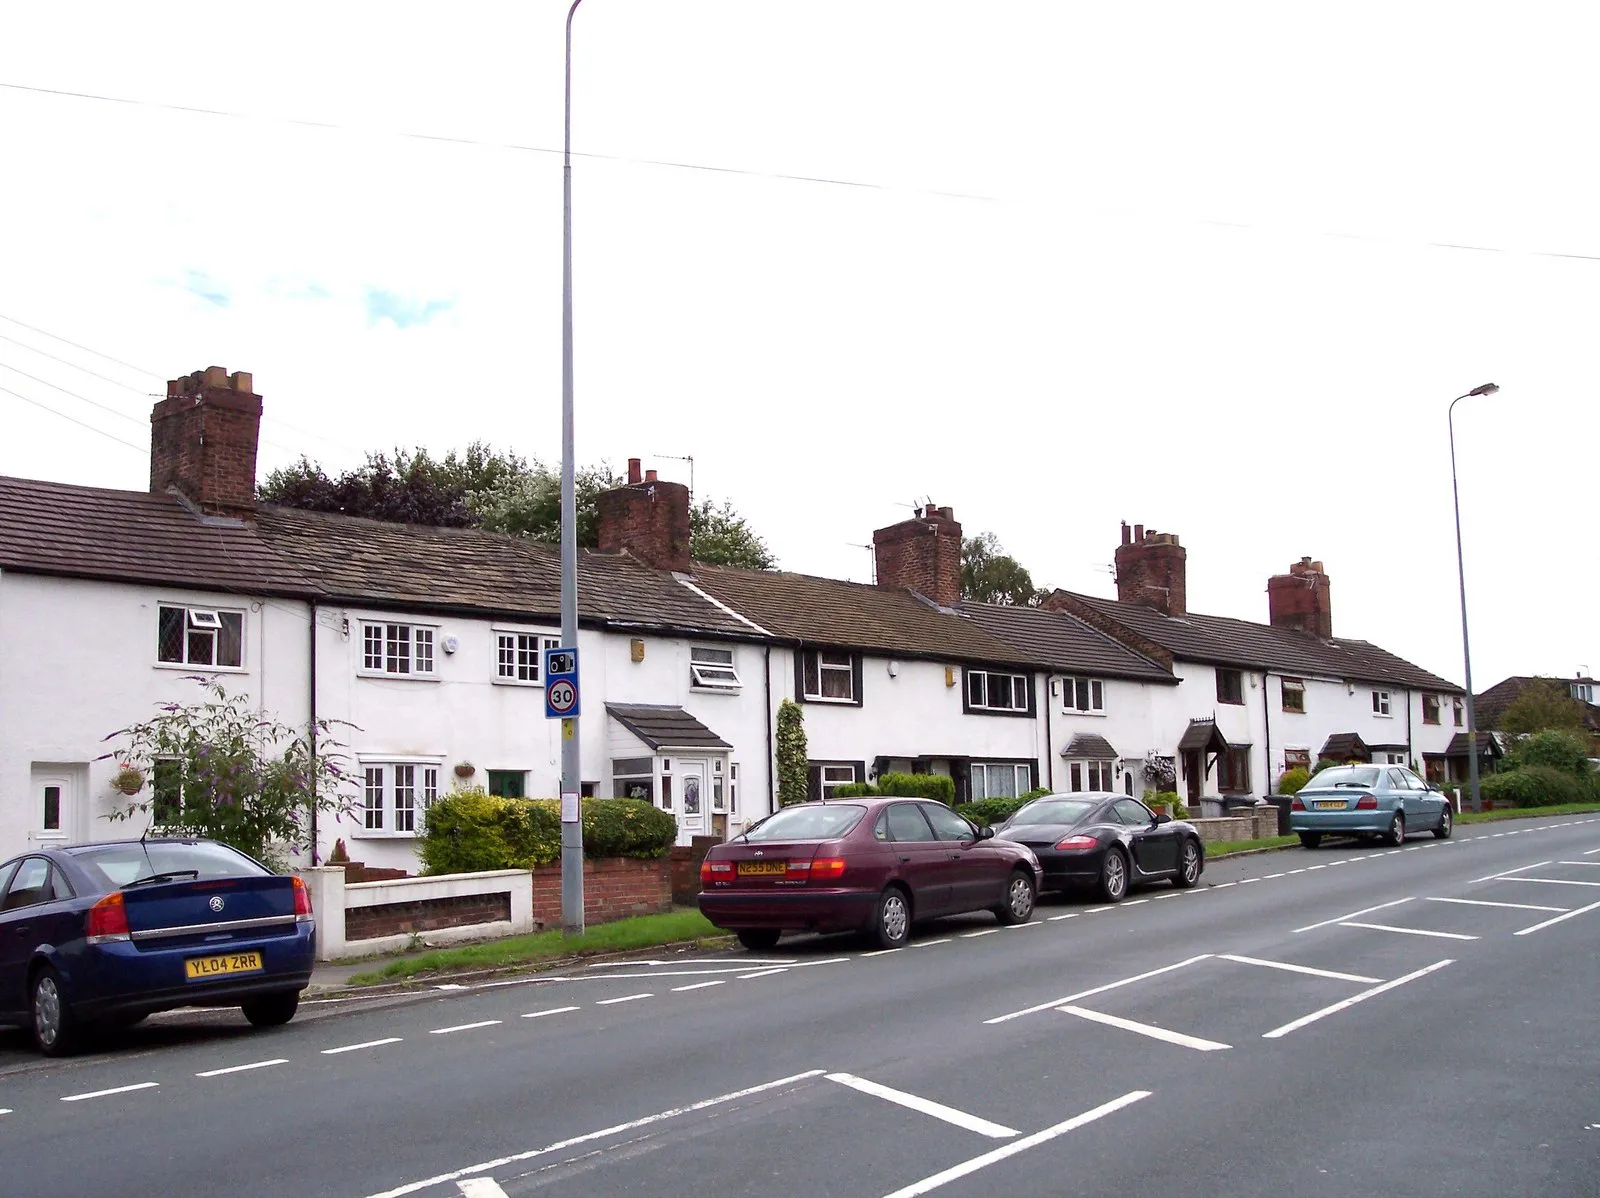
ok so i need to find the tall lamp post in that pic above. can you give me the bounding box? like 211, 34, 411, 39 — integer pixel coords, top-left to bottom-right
559, 0, 587, 935
1449, 382, 1499, 814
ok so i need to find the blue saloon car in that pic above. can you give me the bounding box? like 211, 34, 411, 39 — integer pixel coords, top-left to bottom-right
1289, 764, 1454, 848
0, 838, 316, 1055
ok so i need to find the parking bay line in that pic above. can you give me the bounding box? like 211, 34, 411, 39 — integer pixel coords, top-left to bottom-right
196, 1058, 289, 1078
1218, 954, 1382, 985
457, 1181, 510, 1198
1058, 1005, 1230, 1052
1469, 861, 1551, 884
1506, 877, 1600, 888
1516, 897, 1600, 937
1426, 897, 1568, 914
1294, 897, 1413, 934
322, 1037, 402, 1055
825, 1072, 1019, 1138
1263, 960, 1453, 1039
985, 954, 1213, 1025
1339, 921, 1478, 941
61, 1082, 160, 1103
879, 1091, 1152, 1198
432, 1020, 503, 1035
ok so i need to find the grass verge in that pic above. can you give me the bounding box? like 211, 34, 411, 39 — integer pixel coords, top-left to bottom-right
1207, 834, 1298, 857
1456, 802, 1600, 824
346, 908, 726, 986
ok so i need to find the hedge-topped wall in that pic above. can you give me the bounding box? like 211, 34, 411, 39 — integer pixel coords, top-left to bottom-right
420, 790, 678, 876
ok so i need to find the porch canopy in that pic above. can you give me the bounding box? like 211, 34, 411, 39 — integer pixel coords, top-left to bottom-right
1061, 732, 1119, 759
1319, 732, 1370, 763
1177, 718, 1229, 755
605, 704, 731, 751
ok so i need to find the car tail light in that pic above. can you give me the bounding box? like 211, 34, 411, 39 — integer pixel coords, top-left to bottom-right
292, 876, 314, 921
1055, 835, 1099, 851
1290, 796, 1305, 811
808, 857, 847, 881
700, 859, 733, 885
1355, 794, 1378, 810
86, 892, 131, 944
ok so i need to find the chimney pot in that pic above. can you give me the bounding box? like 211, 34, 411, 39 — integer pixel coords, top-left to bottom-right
1268, 557, 1333, 638
645, 468, 658, 482
627, 458, 642, 485
1121, 521, 1132, 546
936, 506, 954, 521
1114, 520, 1186, 616
596, 465, 691, 571
1134, 524, 1144, 542
872, 502, 963, 606
149, 366, 263, 519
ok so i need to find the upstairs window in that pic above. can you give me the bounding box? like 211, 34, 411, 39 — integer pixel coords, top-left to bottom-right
801, 650, 859, 704
362, 622, 436, 677
1372, 689, 1392, 717
690, 646, 743, 691
1281, 678, 1305, 713
1453, 697, 1464, 727
495, 631, 559, 685
158, 605, 244, 668
966, 669, 1032, 714
1572, 682, 1594, 704
1422, 694, 1441, 725
1062, 676, 1105, 714
1216, 669, 1245, 705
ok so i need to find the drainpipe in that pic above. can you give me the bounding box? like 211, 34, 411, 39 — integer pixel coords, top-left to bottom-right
763, 644, 775, 815
308, 599, 319, 867
1261, 670, 1272, 796
1043, 674, 1055, 792
1405, 689, 1413, 769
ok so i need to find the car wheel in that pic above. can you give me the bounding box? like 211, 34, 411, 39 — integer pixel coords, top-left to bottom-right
736, 928, 782, 951
31, 966, 81, 1058
1386, 813, 1406, 847
1097, 848, 1128, 903
994, 870, 1036, 925
1433, 805, 1453, 840
1298, 832, 1322, 850
870, 886, 911, 950
241, 991, 300, 1028
1172, 838, 1202, 888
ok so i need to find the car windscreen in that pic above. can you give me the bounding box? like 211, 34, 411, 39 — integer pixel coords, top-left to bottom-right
1309, 767, 1382, 788
69, 841, 272, 889
743, 804, 867, 842
1006, 799, 1097, 827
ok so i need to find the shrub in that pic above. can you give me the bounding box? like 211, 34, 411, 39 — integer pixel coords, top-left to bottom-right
831, 783, 878, 798
960, 797, 1028, 827
1312, 758, 1344, 775
775, 700, 808, 807
583, 798, 678, 859
419, 791, 675, 874
1506, 729, 1596, 779
1479, 766, 1585, 809
1276, 768, 1310, 796
420, 788, 518, 874
1019, 786, 1051, 801
877, 773, 957, 804
1147, 790, 1188, 820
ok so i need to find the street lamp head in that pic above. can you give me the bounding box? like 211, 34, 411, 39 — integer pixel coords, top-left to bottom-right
1467, 383, 1499, 397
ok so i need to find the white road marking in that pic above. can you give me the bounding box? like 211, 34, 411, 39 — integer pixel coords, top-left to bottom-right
1003, 921, 1040, 930
61, 1082, 160, 1103
196, 1058, 288, 1078
322, 1037, 402, 1055
1585, 847, 1600, 855
595, 993, 652, 1005
1058, 1005, 1230, 1052
1288, 869, 1307, 875
671, 981, 726, 992
1218, 954, 1382, 985
1470, 861, 1552, 884
0, 1109, 9, 1116
1516, 898, 1600, 937
1212, 882, 1237, 889
1239, 878, 1260, 885
1510, 877, 1600, 888
1557, 861, 1600, 867
911, 938, 953, 948
1122, 898, 1151, 907
1047, 913, 1079, 921
1083, 906, 1114, 914
1327, 860, 1349, 866
361, 1070, 828, 1198
963, 928, 1000, 938
1307, 865, 1326, 871
1294, 897, 1414, 934
861, 949, 902, 957
879, 1091, 1151, 1198
825, 1072, 1019, 1138
435, 984, 468, 991
986, 954, 1213, 1024
739, 968, 788, 980
1426, 897, 1568, 913
431, 1020, 503, 1035
1340, 921, 1478, 941
457, 1181, 509, 1198
1264, 873, 1285, 879
588, 958, 793, 968
1263, 959, 1454, 1039
522, 1005, 580, 1018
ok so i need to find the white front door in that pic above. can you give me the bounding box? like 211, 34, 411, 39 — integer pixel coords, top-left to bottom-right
29, 764, 87, 847
677, 759, 707, 839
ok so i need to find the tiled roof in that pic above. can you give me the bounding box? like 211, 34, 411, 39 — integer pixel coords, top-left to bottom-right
1177, 719, 1229, 752
957, 603, 1174, 683
1444, 731, 1509, 758
1056, 591, 1462, 693
1062, 732, 1120, 759
689, 564, 1027, 664
605, 704, 731, 750
0, 476, 310, 596
254, 507, 753, 636
1475, 676, 1600, 732
1319, 732, 1369, 761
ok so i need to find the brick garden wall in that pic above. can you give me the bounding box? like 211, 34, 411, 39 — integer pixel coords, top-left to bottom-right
531, 856, 672, 927
345, 892, 512, 941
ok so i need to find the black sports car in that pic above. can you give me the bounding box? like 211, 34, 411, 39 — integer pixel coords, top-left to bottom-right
991, 793, 1204, 901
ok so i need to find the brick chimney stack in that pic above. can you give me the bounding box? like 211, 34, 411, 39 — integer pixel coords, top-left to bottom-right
150, 366, 263, 519
872, 503, 963, 607
1114, 522, 1187, 617
596, 457, 692, 572
1267, 556, 1333, 639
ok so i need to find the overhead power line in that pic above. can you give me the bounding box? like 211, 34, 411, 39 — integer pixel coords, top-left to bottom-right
0, 382, 147, 453
0, 360, 147, 426
0, 330, 149, 392
0, 311, 161, 378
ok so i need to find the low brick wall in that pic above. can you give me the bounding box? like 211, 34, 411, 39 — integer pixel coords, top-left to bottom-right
1189, 805, 1280, 846
346, 891, 511, 942
531, 856, 672, 927
296, 867, 533, 961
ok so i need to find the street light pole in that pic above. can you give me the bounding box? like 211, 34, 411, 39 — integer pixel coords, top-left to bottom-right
559, 0, 586, 935
1449, 382, 1499, 814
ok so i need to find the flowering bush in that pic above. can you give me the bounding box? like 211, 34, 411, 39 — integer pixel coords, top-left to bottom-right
1142, 753, 1176, 789
101, 678, 356, 870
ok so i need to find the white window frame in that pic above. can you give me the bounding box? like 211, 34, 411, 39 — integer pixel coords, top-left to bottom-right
803, 650, 856, 703
1372, 689, 1392, 717
730, 762, 740, 814
357, 760, 441, 837
1281, 678, 1306, 713
690, 646, 743, 692
157, 603, 246, 670
360, 621, 438, 679
494, 629, 560, 686
1573, 682, 1594, 704
1066, 760, 1114, 793
819, 764, 858, 800
968, 669, 1031, 713
971, 762, 1032, 800
1061, 675, 1106, 715
1453, 697, 1465, 727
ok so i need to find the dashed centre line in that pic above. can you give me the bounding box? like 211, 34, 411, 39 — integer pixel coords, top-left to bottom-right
323, 1037, 403, 1055
522, 1006, 581, 1018
61, 1082, 160, 1103
595, 993, 653, 1005
671, 981, 725, 992
196, 1058, 288, 1078
738, 968, 789, 980
432, 1020, 503, 1035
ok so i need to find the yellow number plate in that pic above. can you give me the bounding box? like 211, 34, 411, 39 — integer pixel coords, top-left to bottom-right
185, 951, 264, 980
1316, 800, 1346, 810
736, 861, 787, 876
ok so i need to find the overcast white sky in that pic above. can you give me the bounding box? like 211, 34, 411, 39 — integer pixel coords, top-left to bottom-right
2, 2, 1596, 690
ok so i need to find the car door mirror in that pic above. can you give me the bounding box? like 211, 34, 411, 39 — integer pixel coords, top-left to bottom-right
1154, 812, 1172, 825
977, 824, 995, 840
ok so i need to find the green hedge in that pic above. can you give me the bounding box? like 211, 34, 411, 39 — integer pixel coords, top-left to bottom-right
419, 789, 677, 875
960, 797, 1028, 827
1479, 765, 1589, 809
1276, 768, 1311, 796
878, 772, 957, 803
832, 783, 877, 798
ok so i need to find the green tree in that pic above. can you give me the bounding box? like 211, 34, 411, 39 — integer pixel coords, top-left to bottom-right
1499, 679, 1589, 737
101, 680, 355, 869
775, 699, 809, 806
961, 532, 1045, 606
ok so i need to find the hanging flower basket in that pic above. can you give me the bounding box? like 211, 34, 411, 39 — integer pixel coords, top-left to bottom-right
454, 761, 476, 779
112, 766, 145, 796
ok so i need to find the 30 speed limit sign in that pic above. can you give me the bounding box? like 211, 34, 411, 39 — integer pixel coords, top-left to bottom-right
547, 679, 577, 715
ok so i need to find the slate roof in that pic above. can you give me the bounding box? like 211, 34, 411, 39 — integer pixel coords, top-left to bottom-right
1056, 591, 1461, 693
1319, 732, 1370, 761
957, 602, 1175, 683
689, 564, 1028, 665
1444, 731, 1509, 758
1177, 719, 1230, 752
1062, 732, 1120, 759
0, 477, 310, 597
606, 704, 731, 750
1474, 676, 1600, 732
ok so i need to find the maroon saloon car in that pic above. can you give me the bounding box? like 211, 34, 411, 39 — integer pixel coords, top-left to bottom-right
698, 797, 1043, 950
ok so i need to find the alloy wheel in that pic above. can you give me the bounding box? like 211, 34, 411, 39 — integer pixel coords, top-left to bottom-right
33, 975, 61, 1050
1182, 843, 1199, 884
882, 893, 908, 942
1008, 875, 1034, 920
1105, 852, 1126, 900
